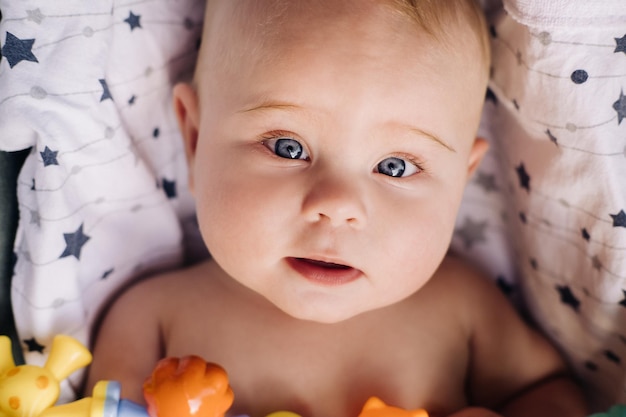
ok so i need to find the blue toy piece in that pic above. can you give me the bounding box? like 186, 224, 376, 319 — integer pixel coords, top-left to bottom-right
94, 381, 149, 417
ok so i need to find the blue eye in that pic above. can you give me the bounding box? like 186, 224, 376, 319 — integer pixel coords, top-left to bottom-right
266, 138, 309, 160
376, 157, 419, 178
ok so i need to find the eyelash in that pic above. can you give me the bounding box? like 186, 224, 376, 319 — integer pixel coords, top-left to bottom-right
260, 130, 295, 141
259, 130, 299, 145
389, 153, 427, 175
258, 131, 428, 176
259, 130, 308, 157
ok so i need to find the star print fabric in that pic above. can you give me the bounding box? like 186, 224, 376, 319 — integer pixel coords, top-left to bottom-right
0, 0, 204, 401
452, 0, 626, 410
0, 0, 625, 410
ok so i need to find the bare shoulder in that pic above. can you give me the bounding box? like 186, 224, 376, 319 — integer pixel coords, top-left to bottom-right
87, 260, 217, 401
430, 254, 569, 409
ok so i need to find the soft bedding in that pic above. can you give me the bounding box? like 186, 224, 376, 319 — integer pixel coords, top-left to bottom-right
0, 0, 624, 410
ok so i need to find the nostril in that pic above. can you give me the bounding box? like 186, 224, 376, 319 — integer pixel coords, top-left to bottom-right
313, 213, 362, 229
301, 178, 366, 227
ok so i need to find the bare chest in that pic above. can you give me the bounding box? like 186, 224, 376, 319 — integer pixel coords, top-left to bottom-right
163, 301, 469, 417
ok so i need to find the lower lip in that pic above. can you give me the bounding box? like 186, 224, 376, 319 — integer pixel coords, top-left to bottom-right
286, 257, 362, 286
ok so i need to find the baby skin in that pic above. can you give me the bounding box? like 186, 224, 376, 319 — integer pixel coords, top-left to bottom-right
87, 1, 588, 416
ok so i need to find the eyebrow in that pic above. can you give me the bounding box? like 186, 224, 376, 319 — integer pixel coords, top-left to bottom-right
405, 126, 456, 153
239, 101, 456, 153
239, 101, 303, 114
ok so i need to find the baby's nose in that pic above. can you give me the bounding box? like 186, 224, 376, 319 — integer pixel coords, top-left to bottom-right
301, 174, 367, 229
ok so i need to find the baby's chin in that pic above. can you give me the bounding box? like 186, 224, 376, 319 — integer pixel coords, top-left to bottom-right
284, 308, 362, 325
268, 294, 393, 325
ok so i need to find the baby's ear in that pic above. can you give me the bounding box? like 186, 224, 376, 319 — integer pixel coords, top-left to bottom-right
173, 83, 200, 194
467, 137, 489, 179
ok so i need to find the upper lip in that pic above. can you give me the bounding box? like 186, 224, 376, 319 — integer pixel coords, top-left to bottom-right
295, 258, 351, 269
286, 254, 366, 286
290, 254, 356, 270
292, 254, 361, 271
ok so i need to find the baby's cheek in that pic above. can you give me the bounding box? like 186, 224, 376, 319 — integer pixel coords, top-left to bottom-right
195, 186, 274, 271
387, 215, 451, 281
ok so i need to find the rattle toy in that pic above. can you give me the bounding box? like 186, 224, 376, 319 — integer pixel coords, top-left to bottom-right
0, 335, 431, 417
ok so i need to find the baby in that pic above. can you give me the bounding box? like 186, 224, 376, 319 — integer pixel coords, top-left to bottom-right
87, 1, 588, 416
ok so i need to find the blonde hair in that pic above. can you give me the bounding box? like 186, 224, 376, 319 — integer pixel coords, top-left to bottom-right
390, 0, 491, 70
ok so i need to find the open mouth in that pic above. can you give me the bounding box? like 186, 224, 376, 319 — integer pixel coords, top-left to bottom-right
286, 257, 362, 286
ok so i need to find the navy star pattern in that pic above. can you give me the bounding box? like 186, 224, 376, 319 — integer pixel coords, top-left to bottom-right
102, 268, 114, 279
614, 90, 626, 125
99, 79, 113, 102
519, 211, 527, 224
162, 178, 177, 199
556, 285, 580, 312
515, 163, 531, 192
455, 217, 488, 249
610, 210, 626, 228
1, 32, 39, 68
605, 350, 621, 364
581, 228, 590, 242
24, 337, 45, 353
124, 12, 142, 31
591, 255, 603, 271
615, 34, 626, 55
40, 146, 59, 167
59, 224, 91, 260
475, 172, 499, 192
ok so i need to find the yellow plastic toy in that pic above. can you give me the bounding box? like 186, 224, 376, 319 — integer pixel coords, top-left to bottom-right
265, 413, 303, 417
0, 334, 95, 417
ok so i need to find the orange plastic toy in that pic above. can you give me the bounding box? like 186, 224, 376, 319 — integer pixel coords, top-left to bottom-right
358, 397, 429, 417
143, 356, 234, 417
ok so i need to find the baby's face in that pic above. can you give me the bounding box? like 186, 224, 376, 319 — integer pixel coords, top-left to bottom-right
179, 0, 488, 323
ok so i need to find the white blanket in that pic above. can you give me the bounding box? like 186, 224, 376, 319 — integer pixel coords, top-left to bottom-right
0, 0, 203, 400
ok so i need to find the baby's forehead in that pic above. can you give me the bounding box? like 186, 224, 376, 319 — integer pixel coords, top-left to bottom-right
199, 0, 488, 76
201, 0, 489, 69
